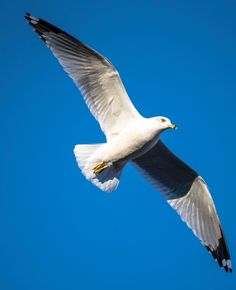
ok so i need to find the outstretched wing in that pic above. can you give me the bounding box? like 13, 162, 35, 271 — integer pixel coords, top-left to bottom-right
132, 141, 232, 272
25, 13, 142, 140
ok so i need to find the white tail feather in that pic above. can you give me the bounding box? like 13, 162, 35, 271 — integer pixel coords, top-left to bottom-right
74, 144, 123, 192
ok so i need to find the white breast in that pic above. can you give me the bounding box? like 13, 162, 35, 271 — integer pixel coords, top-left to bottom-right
96, 118, 161, 163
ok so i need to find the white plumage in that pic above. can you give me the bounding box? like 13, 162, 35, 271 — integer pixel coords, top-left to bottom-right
25, 13, 232, 273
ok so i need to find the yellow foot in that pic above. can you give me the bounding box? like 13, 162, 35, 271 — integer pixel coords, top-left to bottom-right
93, 161, 113, 175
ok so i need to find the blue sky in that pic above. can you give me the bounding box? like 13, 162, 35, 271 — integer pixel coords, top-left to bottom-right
1, 0, 236, 289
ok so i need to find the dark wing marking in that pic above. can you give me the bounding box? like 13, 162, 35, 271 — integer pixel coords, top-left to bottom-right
132, 141, 232, 272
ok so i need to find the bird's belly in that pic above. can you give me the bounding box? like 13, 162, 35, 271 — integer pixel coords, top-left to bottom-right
121, 137, 159, 162
102, 125, 160, 164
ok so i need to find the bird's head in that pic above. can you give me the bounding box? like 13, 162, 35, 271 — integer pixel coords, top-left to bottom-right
154, 116, 177, 131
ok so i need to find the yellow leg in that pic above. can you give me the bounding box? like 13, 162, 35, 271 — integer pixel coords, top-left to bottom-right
93, 161, 113, 175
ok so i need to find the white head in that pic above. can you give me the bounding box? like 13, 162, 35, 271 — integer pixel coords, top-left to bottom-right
154, 116, 177, 131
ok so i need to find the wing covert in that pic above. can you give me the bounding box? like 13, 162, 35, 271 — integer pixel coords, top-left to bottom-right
132, 141, 232, 272
25, 13, 141, 140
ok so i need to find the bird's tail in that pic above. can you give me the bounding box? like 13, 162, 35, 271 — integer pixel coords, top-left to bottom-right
74, 144, 124, 192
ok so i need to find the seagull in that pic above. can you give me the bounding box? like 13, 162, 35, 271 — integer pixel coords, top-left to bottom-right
24, 12, 232, 272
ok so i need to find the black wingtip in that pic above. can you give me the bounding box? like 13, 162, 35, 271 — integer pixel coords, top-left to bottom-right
24, 13, 49, 42
24, 12, 80, 46
24, 12, 30, 21
24, 12, 31, 21
24, 12, 37, 22
205, 227, 232, 273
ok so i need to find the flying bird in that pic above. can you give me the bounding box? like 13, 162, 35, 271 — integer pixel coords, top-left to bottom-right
24, 13, 232, 272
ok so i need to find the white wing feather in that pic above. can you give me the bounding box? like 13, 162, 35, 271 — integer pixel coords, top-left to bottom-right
133, 141, 232, 272
25, 13, 232, 272
25, 13, 142, 140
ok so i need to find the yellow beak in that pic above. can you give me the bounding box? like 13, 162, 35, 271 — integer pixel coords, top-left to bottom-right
169, 124, 177, 130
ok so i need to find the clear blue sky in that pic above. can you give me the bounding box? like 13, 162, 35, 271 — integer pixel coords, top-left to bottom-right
0, 0, 235, 289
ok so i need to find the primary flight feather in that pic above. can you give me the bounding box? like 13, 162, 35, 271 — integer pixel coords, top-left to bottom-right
24, 13, 232, 272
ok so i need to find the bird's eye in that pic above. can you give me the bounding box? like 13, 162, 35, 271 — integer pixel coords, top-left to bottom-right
160, 118, 166, 123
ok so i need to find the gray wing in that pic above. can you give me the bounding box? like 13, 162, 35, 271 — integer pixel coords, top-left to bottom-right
132, 141, 232, 272
25, 13, 142, 141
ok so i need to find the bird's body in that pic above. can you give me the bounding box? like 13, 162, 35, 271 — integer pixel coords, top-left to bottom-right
75, 116, 172, 192
25, 13, 232, 272
97, 117, 164, 164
